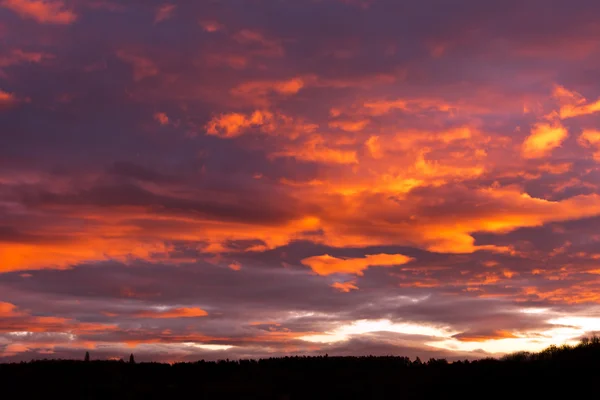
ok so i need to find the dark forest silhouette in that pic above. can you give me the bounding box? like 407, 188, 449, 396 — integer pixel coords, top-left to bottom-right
3, 337, 600, 399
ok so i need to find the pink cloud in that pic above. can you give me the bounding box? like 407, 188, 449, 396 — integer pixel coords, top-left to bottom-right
200, 20, 223, 33
154, 112, 169, 126
1, 0, 76, 24
229, 262, 242, 271
154, 3, 175, 23
0, 49, 51, 67
0, 89, 16, 106
135, 307, 208, 319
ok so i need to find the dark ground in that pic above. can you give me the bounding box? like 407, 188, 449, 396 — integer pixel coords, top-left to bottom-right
2, 340, 600, 399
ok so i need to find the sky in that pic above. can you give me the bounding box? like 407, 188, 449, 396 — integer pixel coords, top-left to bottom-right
2, 0, 600, 363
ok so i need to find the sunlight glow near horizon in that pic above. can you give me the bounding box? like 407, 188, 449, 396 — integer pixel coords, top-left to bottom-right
299, 319, 458, 344
300, 315, 599, 355
519, 308, 551, 314
427, 327, 582, 355
183, 343, 234, 351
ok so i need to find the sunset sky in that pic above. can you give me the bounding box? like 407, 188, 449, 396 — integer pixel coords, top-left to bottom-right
3, 0, 600, 362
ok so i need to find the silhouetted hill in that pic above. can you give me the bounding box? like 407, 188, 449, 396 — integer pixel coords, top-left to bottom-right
3, 338, 600, 399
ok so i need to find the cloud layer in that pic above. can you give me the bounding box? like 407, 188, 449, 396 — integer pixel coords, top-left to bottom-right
2, 0, 600, 362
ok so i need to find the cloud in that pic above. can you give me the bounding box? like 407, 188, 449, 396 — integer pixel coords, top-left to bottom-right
1, 0, 76, 24
135, 307, 208, 319
0, 89, 16, 106
522, 121, 568, 159
233, 29, 284, 57
362, 98, 453, 116
154, 4, 175, 23
116, 51, 158, 81
271, 135, 358, 164
4, 175, 600, 273
554, 85, 600, 119
200, 20, 223, 33
0, 305, 117, 334
578, 130, 600, 161
0, 302, 21, 317
154, 112, 169, 126
205, 110, 274, 138
302, 254, 414, 276
328, 119, 370, 132
229, 261, 242, 271
299, 319, 455, 344
452, 330, 518, 342
204, 53, 248, 69
331, 281, 358, 292
0, 49, 51, 68
231, 77, 306, 98
365, 135, 383, 158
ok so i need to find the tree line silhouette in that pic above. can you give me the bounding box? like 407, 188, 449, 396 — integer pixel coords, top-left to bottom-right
84, 351, 135, 364
3, 337, 600, 399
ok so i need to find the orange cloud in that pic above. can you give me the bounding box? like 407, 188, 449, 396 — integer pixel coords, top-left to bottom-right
205, 110, 274, 138
454, 330, 518, 342
0, 89, 16, 106
231, 75, 408, 107
317, 73, 397, 90
365, 135, 383, 158
413, 149, 484, 181
2, 343, 31, 356
519, 286, 600, 304
101, 311, 118, 317
154, 112, 169, 125
229, 261, 242, 271
436, 126, 474, 143
358, 126, 482, 164
0, 310, 117, 333
154, 3, 175, 22
331, 281, 359, 292
205, 110, 317, 139
522, 121, 568, 159
310, 186, 600, 254
538, 162, 572, 174
231, 77, 306, 98
362, 98, 453, 116
554, 85, 600, 119
0, 302, 21, 317
271, 135, 358, 164
5, 178, 600, 275
302, 253, 413, 276
0, 235, 172, 272
135, 307, 209, 318
328, 119, 370, 132
6, 179, 600, 274
116, 51, 158, 81
1, 0, 76, 24
578, 130, 600, 161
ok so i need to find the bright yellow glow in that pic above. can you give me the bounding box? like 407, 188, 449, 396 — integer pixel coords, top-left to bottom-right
300, 319, 457, 343
183, 343, 234, 351
522, 121, 568, 158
